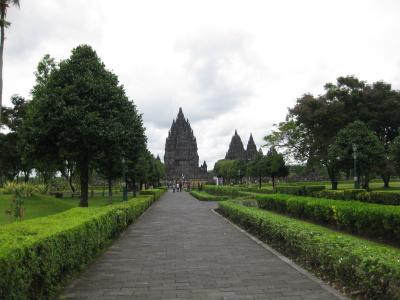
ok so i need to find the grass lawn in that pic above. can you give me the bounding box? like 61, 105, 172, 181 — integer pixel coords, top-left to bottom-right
0, 193, 128, 226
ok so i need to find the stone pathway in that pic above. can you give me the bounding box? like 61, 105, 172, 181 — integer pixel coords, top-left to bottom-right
60, 191, 343, 300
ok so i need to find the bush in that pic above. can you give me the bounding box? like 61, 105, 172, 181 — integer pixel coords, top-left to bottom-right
275, 185, 325, 195
203, 185, 240, 198
0, 190, 165, 299
356, 191, 400, 205
256, 193, 400, 244
190, 191, 229, 201
218, 201, 400, 299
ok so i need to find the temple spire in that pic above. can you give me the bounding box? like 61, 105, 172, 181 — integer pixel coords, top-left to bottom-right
225, 130, 246, 160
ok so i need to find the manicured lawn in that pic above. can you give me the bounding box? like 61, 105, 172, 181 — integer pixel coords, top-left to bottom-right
0, 193, 127, 225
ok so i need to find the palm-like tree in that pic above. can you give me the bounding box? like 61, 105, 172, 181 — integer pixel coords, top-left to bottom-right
0, 0, 19, 126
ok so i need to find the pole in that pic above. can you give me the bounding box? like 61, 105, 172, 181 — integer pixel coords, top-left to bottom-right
122, 158, 128, 201
352, 144, 359, 189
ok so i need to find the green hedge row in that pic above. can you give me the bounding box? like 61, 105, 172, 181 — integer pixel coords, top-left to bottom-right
314, 189, 365, 200
275, 185, 325, 195
239, 186, 274, 194
190, 191, 229, 201
357, 191, 400, 205
0, 190, 164, 299
203, 185, 240, 197
314, 189, 400, 205
256, 194, 400, 244
139, 188, 165, 199
218, 201, 400, 299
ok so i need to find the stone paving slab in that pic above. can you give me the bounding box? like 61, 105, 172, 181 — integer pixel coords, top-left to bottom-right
59, 191, 344, 300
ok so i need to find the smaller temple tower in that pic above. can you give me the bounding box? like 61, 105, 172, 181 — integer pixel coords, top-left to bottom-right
225, 131, 259, 161
246, 134, 258, 160
225, 130, 246, 160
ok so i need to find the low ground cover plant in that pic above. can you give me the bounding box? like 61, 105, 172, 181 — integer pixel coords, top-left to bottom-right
0, 189, 165, 299
256, 193, 400, 244
218, 201, 400, 299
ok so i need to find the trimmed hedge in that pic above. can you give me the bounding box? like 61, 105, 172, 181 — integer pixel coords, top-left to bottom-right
356, 191, 400, 205
218, 201, 400, 299
0, 190, 164, 299
203, 185, 240, 198
239, 186, 274, 194
256, 193, 400, 244
190, 191, 229, 201
139, 188, 165, 199
314, 189, 365, 200
275, 185, 325, 196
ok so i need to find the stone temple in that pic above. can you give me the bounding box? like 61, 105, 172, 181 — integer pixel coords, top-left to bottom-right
225, 130, 258, 161
164, 108, 208, 181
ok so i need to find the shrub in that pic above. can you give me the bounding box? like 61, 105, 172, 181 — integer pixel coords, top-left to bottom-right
203, 185, 240, 198
190, 191, 229, 201
256, 194, 400, 244
218, 201, 400, 299
0, 189, 165, 299
275, 185, 325, 195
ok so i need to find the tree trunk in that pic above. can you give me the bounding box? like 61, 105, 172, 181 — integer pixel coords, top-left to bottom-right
79, 159, 89, 207
132, 179, 136, 197
69, 175, 76, 192
23, 171, 29, 183
362, 173, 370, 190
382, 174, 390, 189
326, 165, 338, 190
259, 176, 262, 189
107, 176, 112, 203
271, 176, 275, 189
0, 9, 5, 125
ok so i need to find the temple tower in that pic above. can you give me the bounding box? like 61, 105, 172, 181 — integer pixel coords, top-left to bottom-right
164, 108, 208, 180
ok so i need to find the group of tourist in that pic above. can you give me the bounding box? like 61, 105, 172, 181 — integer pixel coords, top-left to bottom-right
167, 180, 203, 193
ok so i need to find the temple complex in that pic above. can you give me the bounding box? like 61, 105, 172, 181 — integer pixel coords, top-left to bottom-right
164, 108, 208, 181
225, 130, 258, 161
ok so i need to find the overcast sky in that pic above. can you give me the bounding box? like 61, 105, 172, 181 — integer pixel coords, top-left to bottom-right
4, 0, 400, 167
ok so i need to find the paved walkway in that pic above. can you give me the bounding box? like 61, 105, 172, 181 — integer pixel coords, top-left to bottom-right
60, 191, 342, 300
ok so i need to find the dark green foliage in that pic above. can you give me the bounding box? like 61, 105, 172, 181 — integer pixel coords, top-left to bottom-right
218, 201, 400, 299
190, 190, 229, 201
275, 185, 325, 195
22, 46, 146, 207
256, 193, 400, 243
203, 185, 240, 198
329, 121, 385, 189
0, 189, 165, 299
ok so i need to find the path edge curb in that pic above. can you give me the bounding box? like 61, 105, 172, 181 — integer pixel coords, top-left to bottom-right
211, 208, 348, 300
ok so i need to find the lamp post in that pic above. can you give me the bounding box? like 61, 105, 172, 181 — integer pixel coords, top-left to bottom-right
122, 158, 128, 201
352, 143, 359, 189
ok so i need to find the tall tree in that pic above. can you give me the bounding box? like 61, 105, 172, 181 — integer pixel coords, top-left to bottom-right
0, 0, 19, 125
329, 121, 384, 189
22, 45, 145, 206
248, 150, 269, 189
265, 147, 289, 189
